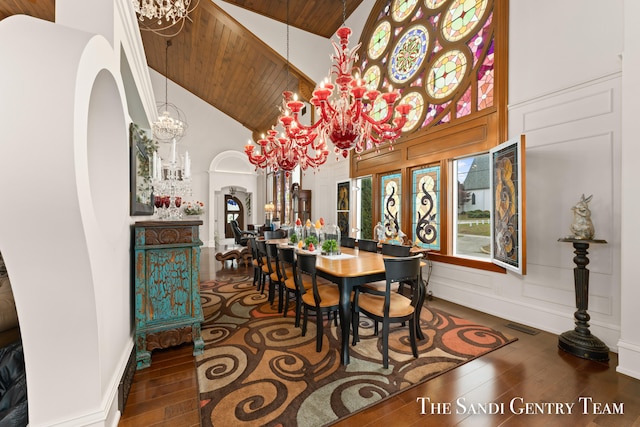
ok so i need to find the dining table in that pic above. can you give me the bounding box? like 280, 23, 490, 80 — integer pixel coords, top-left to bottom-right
268, 239, 427, 365
314, 247, 427, 365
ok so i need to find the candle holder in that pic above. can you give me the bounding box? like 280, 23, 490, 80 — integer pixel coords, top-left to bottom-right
557, 237, 609, 362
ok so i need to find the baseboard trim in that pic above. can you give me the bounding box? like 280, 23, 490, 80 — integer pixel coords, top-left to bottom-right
118, 345, 136, 412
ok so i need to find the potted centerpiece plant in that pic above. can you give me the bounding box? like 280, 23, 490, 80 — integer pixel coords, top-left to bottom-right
321, 239, 340, 256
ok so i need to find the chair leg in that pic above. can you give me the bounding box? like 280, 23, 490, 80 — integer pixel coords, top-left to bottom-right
283, 290, 290, 318
409, 318, 418, 358
315, 309, 324, 352
294, 295, 302, 328
351, 311, 360, 345
302, 306, 309, 337
277, 284, 284, 313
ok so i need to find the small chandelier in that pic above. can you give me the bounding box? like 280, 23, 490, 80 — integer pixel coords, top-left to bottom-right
132, 0, 200, 37
244, 127, 328, 176
153, 40, 188, 143
244, 0, 329, 176
283, 1, 412, 159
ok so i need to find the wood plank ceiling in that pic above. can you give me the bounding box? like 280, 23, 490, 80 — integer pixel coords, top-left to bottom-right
0, 0, 364, 140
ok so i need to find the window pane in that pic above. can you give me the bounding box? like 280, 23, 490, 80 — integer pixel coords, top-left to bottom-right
412, 165, 440, 250
381, 172, 402, 241
454, 154, 491, 259
354, 176, 372, 239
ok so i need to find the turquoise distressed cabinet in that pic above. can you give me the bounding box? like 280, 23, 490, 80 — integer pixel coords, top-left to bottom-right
133, 220, 204, 369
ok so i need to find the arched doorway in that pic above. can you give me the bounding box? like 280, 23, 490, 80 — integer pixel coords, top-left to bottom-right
224, 195, 244, 238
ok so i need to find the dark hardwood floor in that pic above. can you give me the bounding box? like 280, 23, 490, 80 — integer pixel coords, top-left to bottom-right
119, 248, 640, 426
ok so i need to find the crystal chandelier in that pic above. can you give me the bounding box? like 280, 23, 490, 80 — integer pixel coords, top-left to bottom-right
284, 2, 412, 159
244, 0, 329, 176
153, 40, 188, 143
244, 126, 328, 176
151, 138, 192, 220
132, 0, 200, 37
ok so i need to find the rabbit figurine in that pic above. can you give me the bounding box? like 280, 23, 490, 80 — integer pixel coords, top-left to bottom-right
570, 194, 595, 239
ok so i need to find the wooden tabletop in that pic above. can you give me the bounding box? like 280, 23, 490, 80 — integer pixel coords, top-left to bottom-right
314, 247, 386, 278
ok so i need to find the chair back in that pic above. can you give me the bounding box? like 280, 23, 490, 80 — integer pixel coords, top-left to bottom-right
230, 220, 244, 245
264, 229, 287, 240
357, 239, 378, 253
255, 239, 268, 266
384, 255, 422, 285
248, 236, 259, 260
381, 243, 411, 257
265, 242, 279, 274
277, 246, 295, 281
295, 252, 320, 302
340, 236, 356, 248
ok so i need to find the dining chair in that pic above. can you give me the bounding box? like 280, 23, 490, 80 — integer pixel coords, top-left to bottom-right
266, 242, 284, 311
357, 239, 378, 253
340, 236, 356, 248
296, 252, 340, 352
247, 237, 260, 288
255, 239, 271, 295
351, 254, 423, 368
278, 246, 311, 327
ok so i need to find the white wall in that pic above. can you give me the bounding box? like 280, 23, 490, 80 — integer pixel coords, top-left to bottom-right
619, 0, 640, 380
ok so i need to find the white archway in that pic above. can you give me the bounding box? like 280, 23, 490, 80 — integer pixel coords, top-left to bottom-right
0, 16, 131, 425
208, 151, 258, 247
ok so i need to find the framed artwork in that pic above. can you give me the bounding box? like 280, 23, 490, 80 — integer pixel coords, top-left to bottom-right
490, 135, 526, 275
337, 181, 350, 236
337, 181, 349, 210
129, 123, 155, 216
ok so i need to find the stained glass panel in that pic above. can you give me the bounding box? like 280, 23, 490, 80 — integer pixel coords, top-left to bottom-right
398, 91, 425, 131
389, 25, 429, 84
441, 0, 489, 42
426, 49, 468, 99
370, 97, 391, 122
381, 172, 402, 240
456, 87, 472, 118
368, 21, 392, 60
392, 0, 419, 22
424, 0, 447, 9
490, 136, 525, 274
412, 166, 440, 250
363, 65, 381, 90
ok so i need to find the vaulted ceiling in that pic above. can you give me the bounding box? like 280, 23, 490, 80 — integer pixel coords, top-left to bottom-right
0, 0, 365, 140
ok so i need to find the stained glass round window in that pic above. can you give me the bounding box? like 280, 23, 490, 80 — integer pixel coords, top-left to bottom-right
392, 0, 419, 22
368, 21, 392, 60
389, 25, 429, 84
370, 97, 391, 122
424, 0, 447, 9
363, 65, 381, 91
397, 91, 425, 131
441, 0, 489, 42
426, 49, 468, 99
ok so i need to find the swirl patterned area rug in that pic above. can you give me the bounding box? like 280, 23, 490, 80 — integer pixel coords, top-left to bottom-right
196, 276, 516, 427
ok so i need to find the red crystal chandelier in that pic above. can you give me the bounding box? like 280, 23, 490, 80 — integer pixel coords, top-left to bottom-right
244, 125, 328, 176
244, 0, 329, 176
283, 25, 412, 159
